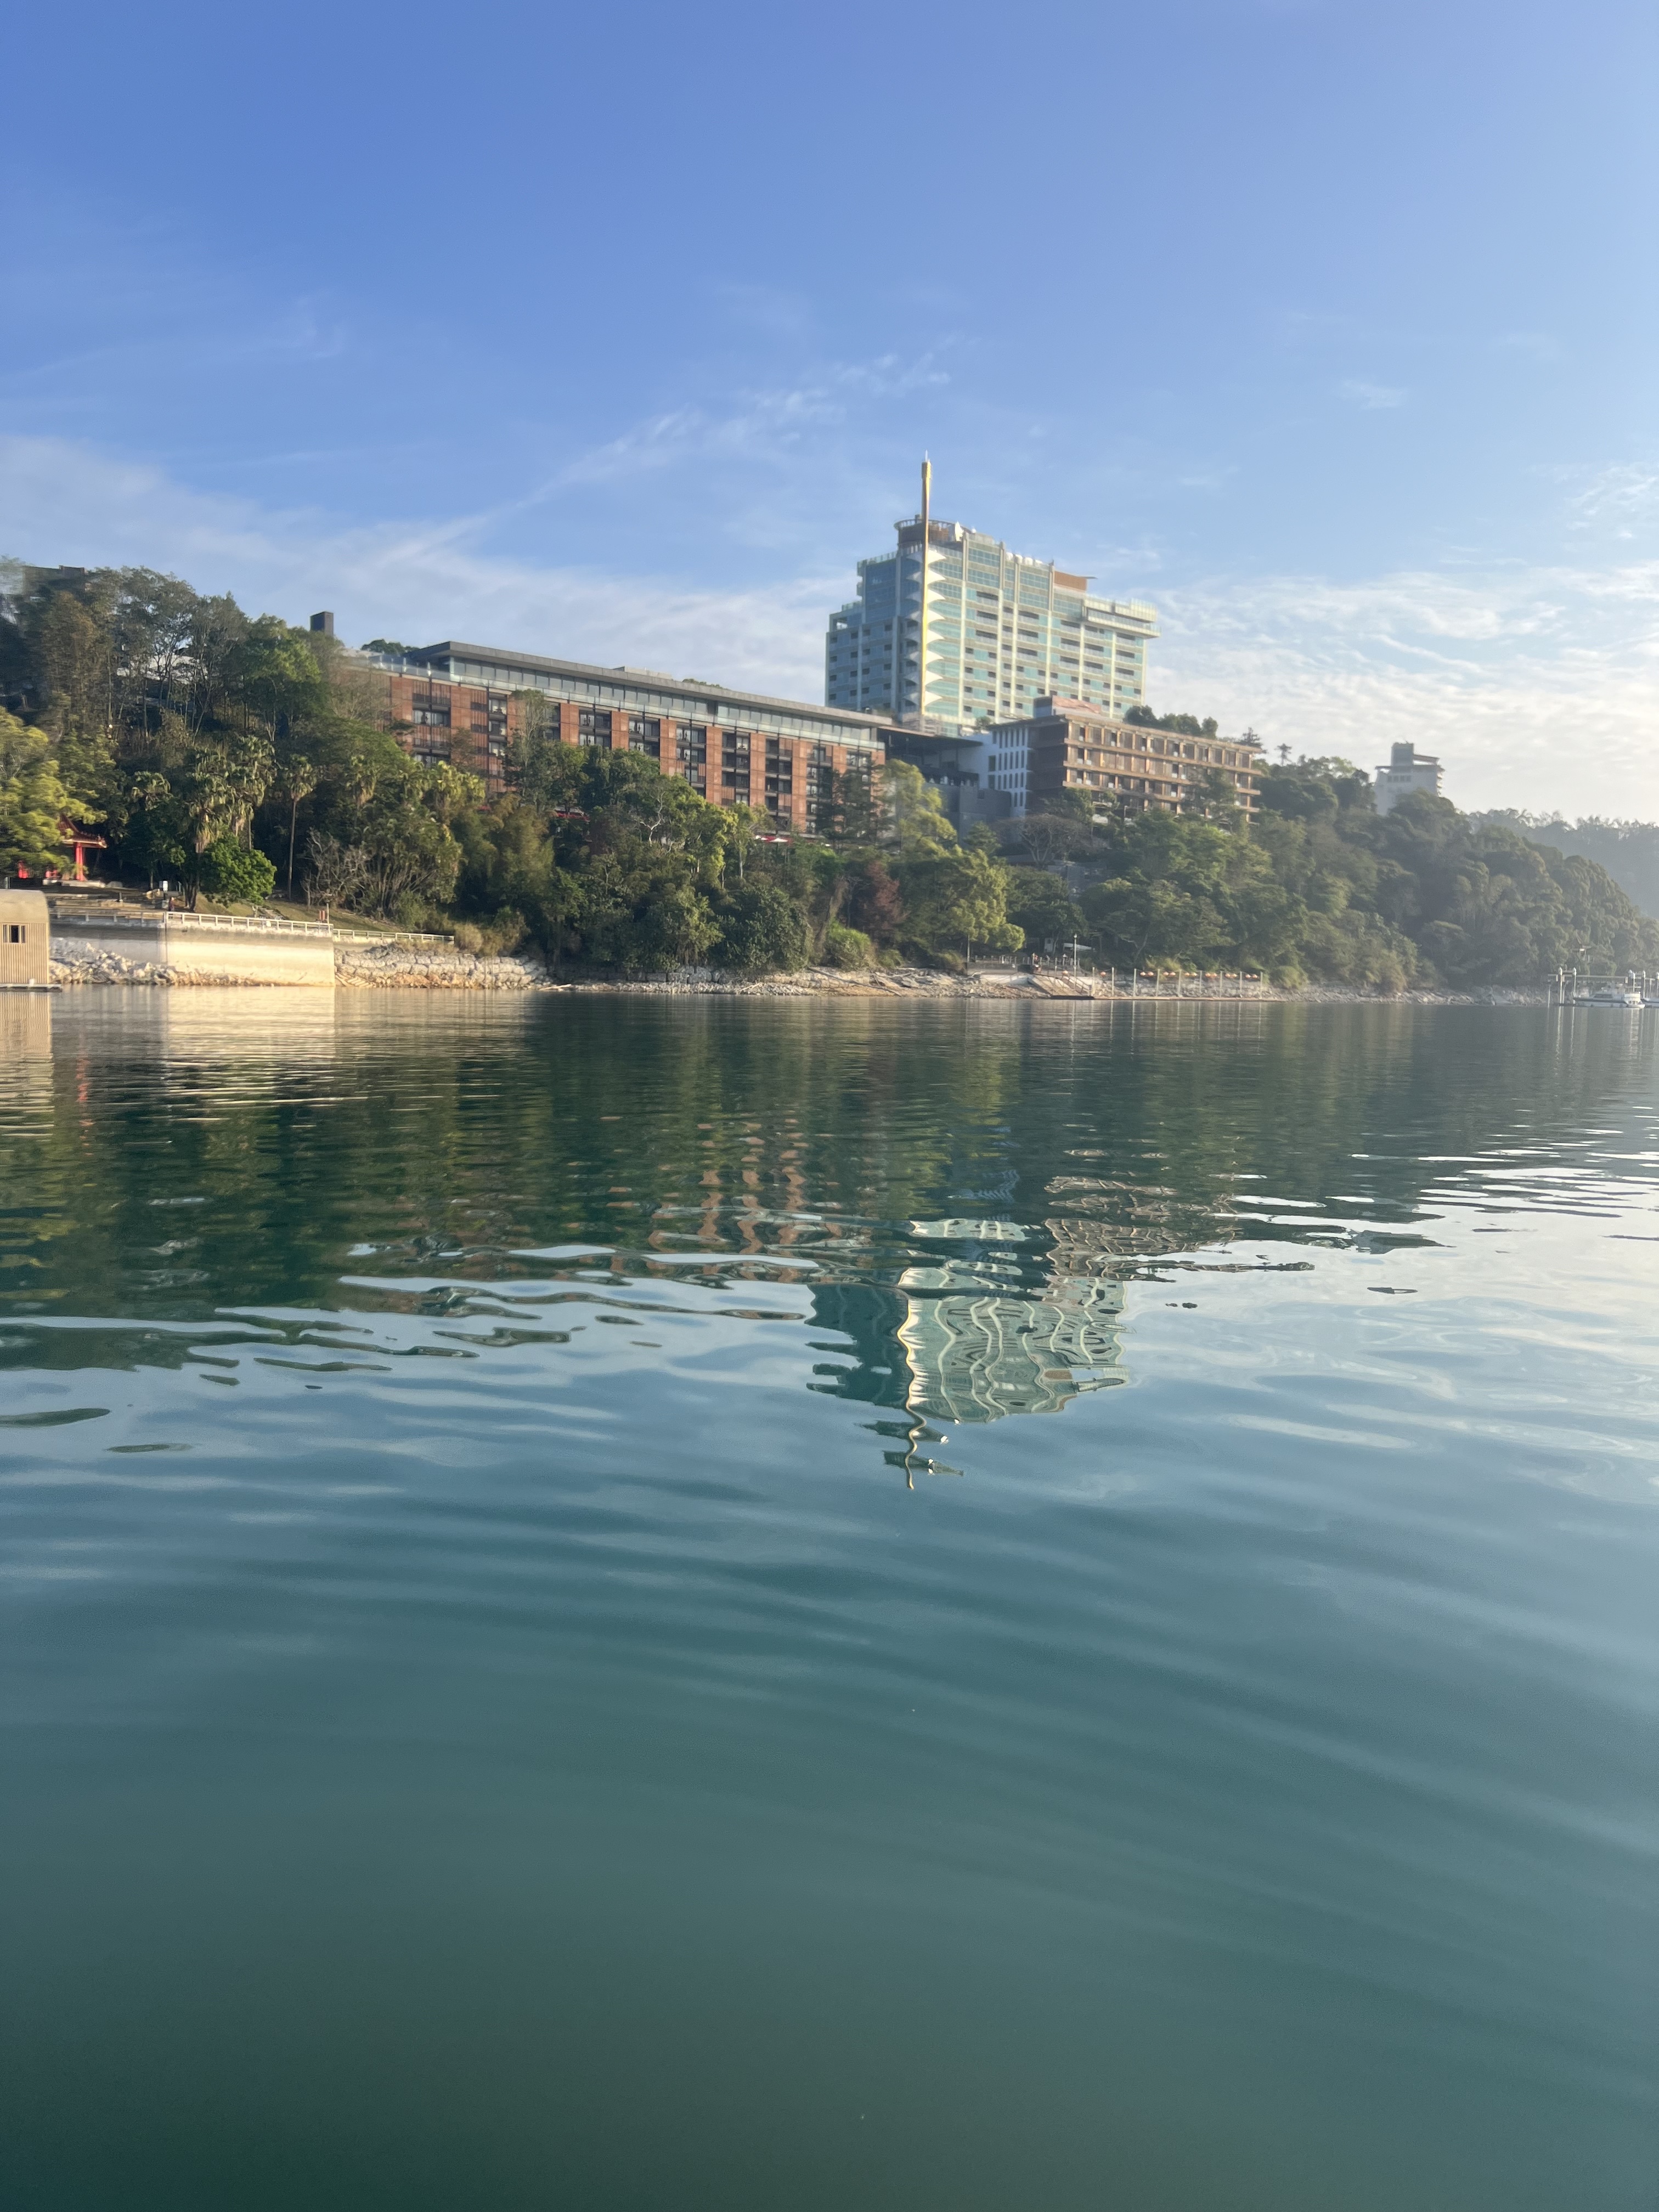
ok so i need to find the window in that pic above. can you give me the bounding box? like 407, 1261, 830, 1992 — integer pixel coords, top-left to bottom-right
722, 730, 752, 794
578, 707, 612, 745
676, 724, 707, 787
763, 735, 793, 811
7, 924, 23, 944
628, 714, 661, 758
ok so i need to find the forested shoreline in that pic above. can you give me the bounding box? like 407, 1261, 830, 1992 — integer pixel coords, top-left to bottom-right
4, 559, 1656, 988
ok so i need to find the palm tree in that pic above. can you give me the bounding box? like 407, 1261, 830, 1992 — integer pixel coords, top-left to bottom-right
279, 757, 317, 898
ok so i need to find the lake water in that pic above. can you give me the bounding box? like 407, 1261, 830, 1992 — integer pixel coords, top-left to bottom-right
2, 991, 1656, 2211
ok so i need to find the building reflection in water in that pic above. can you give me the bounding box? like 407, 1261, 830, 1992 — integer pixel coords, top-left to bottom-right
896, 1221, 1127, 1425
808, 1203, 1173, 1481
0, 994, 53, 1062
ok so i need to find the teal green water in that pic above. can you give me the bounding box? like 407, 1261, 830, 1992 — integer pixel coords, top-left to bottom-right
2, 991, 1656, 2210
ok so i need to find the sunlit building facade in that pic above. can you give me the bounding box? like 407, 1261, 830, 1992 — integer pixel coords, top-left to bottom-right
825, 517, 1158, 731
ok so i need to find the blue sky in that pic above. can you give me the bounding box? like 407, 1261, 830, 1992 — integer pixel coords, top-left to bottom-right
5, 0, 1657, 813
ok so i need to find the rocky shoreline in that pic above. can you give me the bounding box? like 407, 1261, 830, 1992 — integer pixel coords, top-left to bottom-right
335, 939, 546, 991
48, 935, 1553, 1007
546, 972, 1552, 1006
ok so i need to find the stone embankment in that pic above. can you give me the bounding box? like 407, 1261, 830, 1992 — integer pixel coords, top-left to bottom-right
51, 947, 287, 988
334, 938, 549, 990
573, 965, 1037, 998
558, 966, 1550, 1004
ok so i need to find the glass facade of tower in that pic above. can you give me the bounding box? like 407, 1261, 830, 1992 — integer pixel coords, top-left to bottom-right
824, 517, 1158, 730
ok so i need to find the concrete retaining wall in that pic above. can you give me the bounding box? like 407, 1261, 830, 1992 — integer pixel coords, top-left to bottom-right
53, 914, 335, 986
49, 911, 549, 990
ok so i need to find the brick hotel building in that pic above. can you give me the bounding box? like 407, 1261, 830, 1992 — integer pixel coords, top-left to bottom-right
333, 629, 889, 834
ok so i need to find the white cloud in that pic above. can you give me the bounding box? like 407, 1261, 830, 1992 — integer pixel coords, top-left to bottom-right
1156, 562, 1659, 816
4, 433, 1657, 818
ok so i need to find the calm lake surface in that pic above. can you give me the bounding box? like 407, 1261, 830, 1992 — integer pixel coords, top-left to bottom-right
2, 991, 1656, 2211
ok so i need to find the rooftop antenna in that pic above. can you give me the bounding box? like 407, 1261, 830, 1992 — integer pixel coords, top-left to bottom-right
915, 455, 932, 730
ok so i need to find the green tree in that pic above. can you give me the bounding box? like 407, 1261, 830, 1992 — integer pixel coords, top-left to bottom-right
122, 770, 188, 887
881, 760, 956, 853
822, 922, 874, 968
828, 762, 879, 845
1003, 867, 1085, 952
1123, 707, 1221, 739
275, 755, 317, 897
997, 809, 1098, 870
1258, 757, 1374, 822
37, 591, 115, 815
718, 882, 809, 973
1192, 765, 1242, 821
195, 837, 277, 906
1082, 812, 1292, 972
896, 845, 1023, 960
230, 617, 329, 738
1494, 813, 1659, 920
0, 713, 70, 878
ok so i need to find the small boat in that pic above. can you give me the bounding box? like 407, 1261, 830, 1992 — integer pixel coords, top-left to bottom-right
1579, 988, 1643, 1008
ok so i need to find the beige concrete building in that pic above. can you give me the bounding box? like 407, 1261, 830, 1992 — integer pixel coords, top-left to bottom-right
0, 890, 49, 988
983, 698, 1265, 818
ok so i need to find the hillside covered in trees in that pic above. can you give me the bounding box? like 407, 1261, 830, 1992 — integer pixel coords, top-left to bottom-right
3, 558, 1656, 988
1479, 812, 1659, 926
1002, 759, 1659, 990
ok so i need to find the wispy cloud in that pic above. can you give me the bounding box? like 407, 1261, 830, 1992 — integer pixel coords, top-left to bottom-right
551, 357, 951, 494
0, 435, 839, 695
556, 391, 846, 489
1562, 460, 1659, 529
1340, 379, 1407, 410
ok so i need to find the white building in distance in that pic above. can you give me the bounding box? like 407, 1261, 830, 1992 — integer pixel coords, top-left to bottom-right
1374, 742, 1444, 814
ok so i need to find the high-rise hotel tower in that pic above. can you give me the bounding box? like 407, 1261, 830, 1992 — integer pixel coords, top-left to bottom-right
824, 495, 1159, 730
